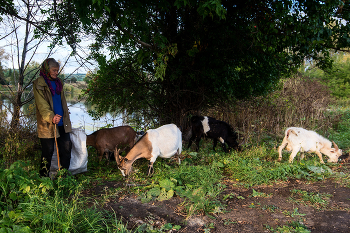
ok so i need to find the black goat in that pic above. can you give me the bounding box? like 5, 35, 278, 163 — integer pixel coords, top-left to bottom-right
187, 115, 240, 152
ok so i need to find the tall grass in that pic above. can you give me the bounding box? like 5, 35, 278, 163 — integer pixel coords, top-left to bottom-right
204, 75, 340, 145
219, 146, 334, 187
0, 102, 40, 167
0, 161, 130, 232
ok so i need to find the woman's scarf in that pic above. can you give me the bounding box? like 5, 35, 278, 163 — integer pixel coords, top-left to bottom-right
40, 59, 63, 96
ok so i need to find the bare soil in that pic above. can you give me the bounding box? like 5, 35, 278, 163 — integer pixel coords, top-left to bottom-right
82, 159, 350, 233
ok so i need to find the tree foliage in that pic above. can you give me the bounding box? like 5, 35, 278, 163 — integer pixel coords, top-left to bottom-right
41, 0, 350, 125
301, 53, 350, 99
0, 0, 16, 22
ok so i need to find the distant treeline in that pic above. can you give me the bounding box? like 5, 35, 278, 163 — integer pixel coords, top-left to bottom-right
66, 73, 86, 81
1, 68, 87, 84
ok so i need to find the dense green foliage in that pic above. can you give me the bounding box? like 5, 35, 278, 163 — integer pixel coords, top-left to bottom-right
36, 0, 350, 125
0, 162, 130, 232
0, 0, 16, 22
302, 53, 350, 99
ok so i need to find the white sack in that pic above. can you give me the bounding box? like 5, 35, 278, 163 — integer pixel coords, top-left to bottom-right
50, 128, 88, 176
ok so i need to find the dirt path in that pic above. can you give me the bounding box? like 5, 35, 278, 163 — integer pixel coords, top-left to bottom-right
84, 177, 350, 232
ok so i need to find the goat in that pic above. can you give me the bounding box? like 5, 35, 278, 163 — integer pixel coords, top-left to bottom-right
187, 115, 240, 152
86, 126, 136, 162
115, 124, 182, 177
278, 127, 342, 163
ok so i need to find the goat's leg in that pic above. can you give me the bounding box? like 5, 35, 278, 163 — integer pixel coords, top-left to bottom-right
195, 136, 202, 152
177, 151, 181, 165
315, 151, 325, 164
288, 149, 300, 163
221, 143, 227, 153
148, 162, 154, 176
300, 152, 305, 160
219, 138, 228, 153
98, 149, 104, 162
277, 137, 288, 162
187, 134, 196, 149
212, 139, 218, 151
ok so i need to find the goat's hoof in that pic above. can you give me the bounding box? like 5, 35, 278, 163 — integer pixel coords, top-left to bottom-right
147, 166, 154, 177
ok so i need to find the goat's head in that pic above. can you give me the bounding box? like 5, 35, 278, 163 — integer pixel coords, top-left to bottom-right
114, 148, 133, 177
226, 136, 240, 151
325, 141, 342, 163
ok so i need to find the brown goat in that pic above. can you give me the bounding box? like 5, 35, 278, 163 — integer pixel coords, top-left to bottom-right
86, 126, 136, 162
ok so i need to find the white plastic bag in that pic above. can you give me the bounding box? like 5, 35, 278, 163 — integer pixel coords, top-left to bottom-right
50, 128, 88, 176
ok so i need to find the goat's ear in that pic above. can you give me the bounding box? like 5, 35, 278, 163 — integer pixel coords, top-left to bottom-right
332, 141, 339, 151
289, 129, 298, 136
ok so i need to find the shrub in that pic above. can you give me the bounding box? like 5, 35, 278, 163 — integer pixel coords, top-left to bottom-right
204, 75, 339, 146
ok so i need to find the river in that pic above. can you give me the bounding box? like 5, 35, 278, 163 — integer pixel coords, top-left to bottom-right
1, 97, 123, 134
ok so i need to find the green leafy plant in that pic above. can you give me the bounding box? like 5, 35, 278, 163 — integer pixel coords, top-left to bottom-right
262, 205, 279, 213
250, 189, 272, 198
289, 189, 333, 210
141, 178, 176, 203
282, 208, 306, 218
265, 220, 311, 233
223, 146, 335, 187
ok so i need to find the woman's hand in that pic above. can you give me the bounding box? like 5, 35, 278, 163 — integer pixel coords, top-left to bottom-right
52, 114, 62, 124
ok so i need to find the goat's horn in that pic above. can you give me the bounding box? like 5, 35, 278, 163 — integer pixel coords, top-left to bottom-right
114, 147, 121, 165
332, 141, 339, 151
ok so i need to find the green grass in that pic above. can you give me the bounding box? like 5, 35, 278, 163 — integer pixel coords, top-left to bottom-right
289, 189, 333, 210
265, 221, 311, 233
219, 146, 335, 187
2, 106, 350, 231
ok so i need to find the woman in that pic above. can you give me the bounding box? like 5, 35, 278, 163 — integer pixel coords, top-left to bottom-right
33, 58, 72, 177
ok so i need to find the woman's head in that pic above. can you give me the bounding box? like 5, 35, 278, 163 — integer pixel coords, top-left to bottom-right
40, 58, 63, 95
42, 58, 60, 79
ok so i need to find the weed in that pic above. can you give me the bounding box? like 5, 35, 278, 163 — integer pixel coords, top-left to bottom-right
282, 208, 306, 218
250, 189, 272, 198
249, 202, 257, 208
265, 220, 310, 233
223, 219, 237, 225
223, 192, 245, 200
262, 205, 279, 213
289, 189, 333, 210
223, 146, 334, 187
137, 161, 225, 217
203, 222, 215, 233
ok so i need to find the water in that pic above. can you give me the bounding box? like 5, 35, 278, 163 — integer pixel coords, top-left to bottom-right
67, 101, 123, 134
1, 97, 124, 134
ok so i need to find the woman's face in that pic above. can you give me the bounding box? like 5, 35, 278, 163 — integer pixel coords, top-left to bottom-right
49, 66, 59, 79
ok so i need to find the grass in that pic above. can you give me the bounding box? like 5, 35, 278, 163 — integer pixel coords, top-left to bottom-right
0, 137, 347, 232
2, 109, 350, 231
219, 145, 336, 187
265, 221, 311, 233
289, 189, 333, 210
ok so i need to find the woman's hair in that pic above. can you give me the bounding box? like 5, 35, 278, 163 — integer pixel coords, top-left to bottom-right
46, 58, 60, 69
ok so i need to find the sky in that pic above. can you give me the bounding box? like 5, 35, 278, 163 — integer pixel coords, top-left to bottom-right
0, 1, 97, 75
0, 36, 96, 74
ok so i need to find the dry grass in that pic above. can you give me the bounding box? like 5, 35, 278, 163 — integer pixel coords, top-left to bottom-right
204, 75, 340, 145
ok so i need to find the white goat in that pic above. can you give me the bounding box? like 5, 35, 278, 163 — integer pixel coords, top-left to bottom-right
278, 127, 342, 163
115, 124, 182, 176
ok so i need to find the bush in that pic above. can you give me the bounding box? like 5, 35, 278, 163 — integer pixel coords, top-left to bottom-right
204, 75, 339, 146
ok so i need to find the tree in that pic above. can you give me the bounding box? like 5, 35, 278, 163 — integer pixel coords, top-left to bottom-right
301, 52, 350, 99
0, 48, 9, 84
42, 0, 350, 126
84, 71, 94, 83
70, 77, 77, 83
0, 0, 16, 22
1, 0, 87, 130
